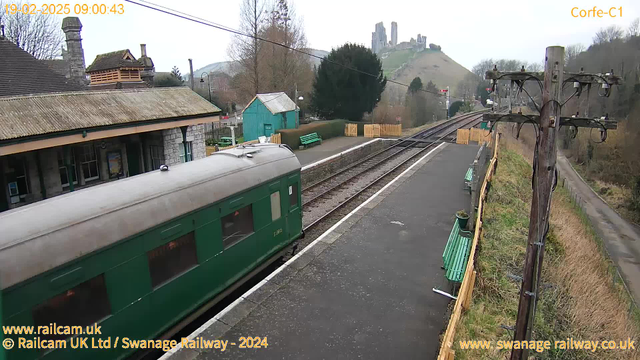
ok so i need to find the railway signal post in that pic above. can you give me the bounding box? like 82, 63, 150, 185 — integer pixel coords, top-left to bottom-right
483, 46, 620, 360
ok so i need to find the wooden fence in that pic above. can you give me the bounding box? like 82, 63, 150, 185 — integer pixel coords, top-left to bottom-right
363, 124, 402, 138
205, 134, 281, 156
364, 124, 381, 138
437, 133, 500, 360
456, 129, 470, 144
345, 124, 358, 137
470, 128, 491, 145
380, 124, 402, 136
456, 128, 490, 145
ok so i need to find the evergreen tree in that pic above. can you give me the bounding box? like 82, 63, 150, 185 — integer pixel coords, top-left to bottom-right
408, 77, 423, 93
170, 66, 182, 80
311, 44, 386, 121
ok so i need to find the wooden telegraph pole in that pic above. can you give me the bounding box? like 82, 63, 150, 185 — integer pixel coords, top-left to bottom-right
509, 46, 564, 360
483, 46, 620, 360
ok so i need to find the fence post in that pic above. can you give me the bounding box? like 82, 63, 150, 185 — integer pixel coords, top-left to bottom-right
468, 158, 479, 230
462, 270, 477, 310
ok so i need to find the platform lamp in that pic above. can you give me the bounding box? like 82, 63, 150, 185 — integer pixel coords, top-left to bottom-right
294, 83, 304, 128
199, 72, 212, 103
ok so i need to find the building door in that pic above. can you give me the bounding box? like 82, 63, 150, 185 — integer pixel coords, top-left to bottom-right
264, 124, 273, 137
126, 143, 142, 176
0, 187, 7, 212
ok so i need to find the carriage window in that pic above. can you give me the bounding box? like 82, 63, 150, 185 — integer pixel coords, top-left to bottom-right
222, 205, 254, 249
271, 192, 281, 221
289, 183, 298, 207
147, 232, 198, 288
32, 275, 111, 341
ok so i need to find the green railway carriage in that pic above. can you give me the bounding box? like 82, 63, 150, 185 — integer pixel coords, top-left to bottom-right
0, 144, 302, 360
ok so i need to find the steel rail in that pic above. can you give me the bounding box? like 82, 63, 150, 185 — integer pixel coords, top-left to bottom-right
302, 111, 485, 193
303, 113, 484, 232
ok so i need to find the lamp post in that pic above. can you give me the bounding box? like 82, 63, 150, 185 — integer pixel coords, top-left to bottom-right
294, 83, 304, 128
199, 72, 211, 103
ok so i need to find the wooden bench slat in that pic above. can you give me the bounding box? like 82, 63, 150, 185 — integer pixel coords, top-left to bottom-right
443, 219, 472, 283
300, 132, 322, 147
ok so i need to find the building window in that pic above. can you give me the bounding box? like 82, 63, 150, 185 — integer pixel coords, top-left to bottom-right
6, 156, 29, 203
32, 275, 111, 341
222, 205, 254, 249
79, 144, 99, 181
289, 183, 298, 207
179, 142, 192, 163
270, 192, 281, 221
150, 145, 164, 170
147, 232, 198, 288
57, 150, 78, 188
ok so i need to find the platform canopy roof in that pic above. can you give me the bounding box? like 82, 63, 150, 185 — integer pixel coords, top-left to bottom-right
0, 87, 221, 142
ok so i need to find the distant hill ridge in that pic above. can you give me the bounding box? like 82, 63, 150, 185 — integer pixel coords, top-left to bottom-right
193, 49, 329, 78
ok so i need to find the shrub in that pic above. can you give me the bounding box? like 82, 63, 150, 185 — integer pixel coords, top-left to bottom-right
278, 120, 346, 148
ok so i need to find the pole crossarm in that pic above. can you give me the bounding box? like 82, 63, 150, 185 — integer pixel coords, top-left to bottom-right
564, 72, 622, 86
485, 70, 543, 82
482, 113, 618, 129
485, 70, 622, 86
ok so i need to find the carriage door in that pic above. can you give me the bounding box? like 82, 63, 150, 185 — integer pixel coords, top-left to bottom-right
286, 175, 301, 241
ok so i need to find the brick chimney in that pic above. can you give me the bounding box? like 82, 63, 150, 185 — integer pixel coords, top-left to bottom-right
61, 17, 88, 85
139, 43, 155, 85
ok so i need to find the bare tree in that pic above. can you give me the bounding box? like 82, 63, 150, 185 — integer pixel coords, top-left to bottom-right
228, 0, 266, 98
260, 0, 311, 98
628, 18, 640, 38
472, 59, 494, 78
565, 43, 585, 68
455, 73, 480, 101
0, 1, 64, 59
593, 25, 624, 44
526, 62, 543, 72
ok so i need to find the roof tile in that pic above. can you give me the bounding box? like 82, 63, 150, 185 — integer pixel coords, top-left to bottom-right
0, 38, 85, 97
86, 49, 144, 72
0, 87, 221, 141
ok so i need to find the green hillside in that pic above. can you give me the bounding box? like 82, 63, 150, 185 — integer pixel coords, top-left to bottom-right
381, 49, 415, 76
381, 48, 473, 96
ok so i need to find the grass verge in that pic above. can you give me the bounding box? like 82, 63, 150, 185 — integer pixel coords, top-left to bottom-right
452, 141, 639, 360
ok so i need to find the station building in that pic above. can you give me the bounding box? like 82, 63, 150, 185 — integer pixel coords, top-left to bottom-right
0, 22, 221, 212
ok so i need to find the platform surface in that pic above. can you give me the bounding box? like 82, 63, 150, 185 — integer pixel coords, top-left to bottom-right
295, 136, 373, 166
167, 143, 480, 360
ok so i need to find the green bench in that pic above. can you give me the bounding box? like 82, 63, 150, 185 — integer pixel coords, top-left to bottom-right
218, 136, 233, 147
464, 166, 473, 193
442, 219, 473, 284
299, 133, 322, 148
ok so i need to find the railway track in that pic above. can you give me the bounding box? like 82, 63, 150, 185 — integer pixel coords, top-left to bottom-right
301, 111, 485, 233
137, 111, 486, 360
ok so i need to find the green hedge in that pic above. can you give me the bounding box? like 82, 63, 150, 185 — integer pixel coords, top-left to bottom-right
278, 120, 346, 148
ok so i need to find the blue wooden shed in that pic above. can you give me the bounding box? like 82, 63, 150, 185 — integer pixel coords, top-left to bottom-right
242, 92, 298, 141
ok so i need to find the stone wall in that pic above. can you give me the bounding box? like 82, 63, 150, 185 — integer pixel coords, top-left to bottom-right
162, 124, 206, 166
301, 139, 394, 188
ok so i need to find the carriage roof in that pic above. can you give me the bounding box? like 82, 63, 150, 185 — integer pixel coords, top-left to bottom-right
0, 144, 300, 290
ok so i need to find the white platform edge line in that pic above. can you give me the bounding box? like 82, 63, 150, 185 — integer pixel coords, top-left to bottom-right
301, 138, 397, 171
160, 142, 446, 359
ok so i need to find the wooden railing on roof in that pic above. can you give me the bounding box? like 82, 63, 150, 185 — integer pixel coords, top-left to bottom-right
205, 134, 281, 156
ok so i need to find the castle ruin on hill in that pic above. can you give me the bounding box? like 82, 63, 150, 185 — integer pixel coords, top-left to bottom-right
371, 22, 426, 54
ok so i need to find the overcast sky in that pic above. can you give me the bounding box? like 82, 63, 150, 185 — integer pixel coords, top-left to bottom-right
37, 0, 640, 73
